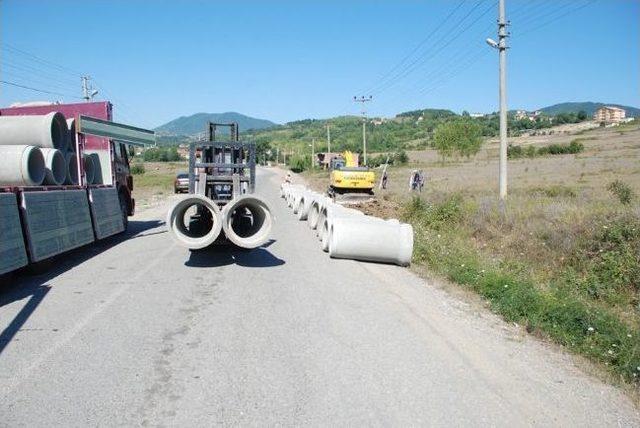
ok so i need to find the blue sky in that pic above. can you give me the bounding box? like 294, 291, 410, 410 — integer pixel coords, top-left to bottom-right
1, 0, 638, 128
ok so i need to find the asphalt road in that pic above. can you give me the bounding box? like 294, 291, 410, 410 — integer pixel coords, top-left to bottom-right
1, 168, 638, 426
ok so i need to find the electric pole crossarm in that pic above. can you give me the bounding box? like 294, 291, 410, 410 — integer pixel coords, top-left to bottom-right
353, 95, 373, 166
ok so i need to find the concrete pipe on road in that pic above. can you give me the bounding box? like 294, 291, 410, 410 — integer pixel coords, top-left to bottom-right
167, 194, 223, 250
0, 145, 46, 186
320, 207, 365, 250
65, 152, 79, 185
307, 196, 332, 229
83, 154, 96, 184
0, 112, 68, 151
295, 191, 319, 221
221, 195, 273, 249
40, 148, 67, 185
329, 217, 414, 266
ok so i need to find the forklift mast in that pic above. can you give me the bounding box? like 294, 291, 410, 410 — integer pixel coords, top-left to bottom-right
188, 122, 256, 206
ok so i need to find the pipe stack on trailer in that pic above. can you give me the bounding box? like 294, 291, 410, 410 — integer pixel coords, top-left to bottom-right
0, 108, 145, 276
280, 183, 414, 266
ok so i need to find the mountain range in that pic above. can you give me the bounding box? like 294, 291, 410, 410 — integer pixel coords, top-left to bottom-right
537, 102, 640, 117
154, 112, 277, 136
155, 101, 638, 138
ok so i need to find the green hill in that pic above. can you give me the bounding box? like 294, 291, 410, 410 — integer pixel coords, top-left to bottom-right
155, 112, 277, 136
539, 102, 640, 117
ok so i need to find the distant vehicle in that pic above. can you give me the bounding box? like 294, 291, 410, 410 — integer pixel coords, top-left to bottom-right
174, 172, 189, 193
328, 150, 375, 196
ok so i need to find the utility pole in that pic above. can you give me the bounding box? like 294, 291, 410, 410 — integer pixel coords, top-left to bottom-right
81, 76, 98, 102
310, 138, 315, 169
353, 95, 372, 166
276, 146, 280, 164
486, 0, 509, 200
326, 123, 331, 154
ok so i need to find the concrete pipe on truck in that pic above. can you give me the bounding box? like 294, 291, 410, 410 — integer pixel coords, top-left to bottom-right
64, 152, 79, 185
83, 154, 95, 184
221, 195, 273, 249
66, 117, 76, 152
40, 148, 67, 185
0, 145, 46, 186
0, 112, 68, 151
167, 194, 223, 249
88, 153, 103, 184
328, 217, 414, 266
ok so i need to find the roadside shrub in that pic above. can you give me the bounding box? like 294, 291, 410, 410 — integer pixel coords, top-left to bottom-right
507, 144, 523, 158
396, 150, 409, 165
530, 185, 576, 198
142, 147, 181, 162
402, 194, 464, 230
607, 179, 634, 205
130, 163, 145, 175
289, 154, 310, 173
511, 141, 585, 159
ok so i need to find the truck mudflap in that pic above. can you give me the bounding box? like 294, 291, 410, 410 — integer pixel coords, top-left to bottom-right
21, 189, 95, 262
89, 187, 125, 239
0, 192, 29, 275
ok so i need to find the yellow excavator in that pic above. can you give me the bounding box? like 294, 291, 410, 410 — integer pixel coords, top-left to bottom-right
328, 151, 375, 196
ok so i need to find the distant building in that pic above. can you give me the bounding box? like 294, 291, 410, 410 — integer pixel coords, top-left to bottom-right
515, 110, 543, 121
593, 106, 626, 123
470, 113, 485, 118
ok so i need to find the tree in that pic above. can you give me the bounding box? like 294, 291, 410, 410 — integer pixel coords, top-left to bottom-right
432, 120, 483, 161
577, 110, 588, 121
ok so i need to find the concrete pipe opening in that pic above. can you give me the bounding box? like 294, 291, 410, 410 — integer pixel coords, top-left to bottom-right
65, 152, 79, 185
0, 146, 46, 186
83, 154, 95, 184
0, 145, 45, 186
0, 111, 68, 151
167, 194, 223, 249
41, 148, 67, 185
221, 195, 273, 249
66, 118, 76, 152
308, 201, 321, 229
89, 153, 103, 184
321, 218, 330, 252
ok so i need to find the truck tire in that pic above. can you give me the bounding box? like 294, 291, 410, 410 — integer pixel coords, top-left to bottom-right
119, 191, 129, 231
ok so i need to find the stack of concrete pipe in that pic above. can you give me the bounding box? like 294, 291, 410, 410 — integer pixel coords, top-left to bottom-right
166, 194, 274, 250
0, 112, 101, 186
280, 182, 413, 266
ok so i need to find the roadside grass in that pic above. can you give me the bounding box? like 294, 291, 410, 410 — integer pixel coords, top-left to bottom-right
299, 125, 640, 386
132, 161, 187, 205
402, 193, 640, 385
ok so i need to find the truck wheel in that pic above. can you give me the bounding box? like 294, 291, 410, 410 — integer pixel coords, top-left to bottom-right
119, 191, 129, 231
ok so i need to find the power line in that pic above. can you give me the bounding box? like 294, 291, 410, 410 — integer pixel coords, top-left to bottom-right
361, 0, 467, 95
1, 79, 81, 99
1, 43, 83, 78
1, 60, 80, 88
372, 0, 496, 96
518, 0, 597, 37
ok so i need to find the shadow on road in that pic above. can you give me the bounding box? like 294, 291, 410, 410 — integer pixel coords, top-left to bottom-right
0, 220, 164, 353
185, 241, 285, 268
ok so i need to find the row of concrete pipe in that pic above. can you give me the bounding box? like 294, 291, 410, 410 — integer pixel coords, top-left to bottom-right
166, 194, 274, 250
280, 183, 414, 266
0, 112, 101, 186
